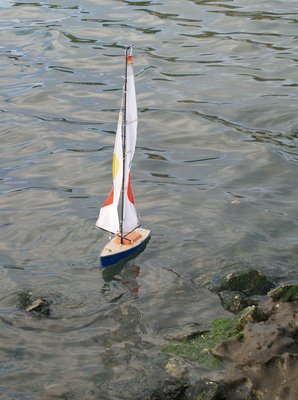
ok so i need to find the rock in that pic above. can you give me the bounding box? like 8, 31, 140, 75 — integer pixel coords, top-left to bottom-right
222, 375, 254, 400
25, 297, 51, 317
18, 291, 51, 317
235, 305, 267, 331
215, 269, 274, 296
162, 323, 208, 341
219, 291, 256, 314
136, 377, 188, 400
98, 357, 188, 400
164, 357, 188, 379
213, 300, 298, 399
269, 284, 298, 302
223, 353, 298, 400
185, 379, 227, 400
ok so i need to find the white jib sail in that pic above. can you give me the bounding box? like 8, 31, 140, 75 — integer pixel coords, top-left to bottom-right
96, 110, 123, 234
122, 51, 139, 233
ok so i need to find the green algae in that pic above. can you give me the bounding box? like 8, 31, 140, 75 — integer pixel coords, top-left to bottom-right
162, 318, 238, 368
269, 285, 298, 302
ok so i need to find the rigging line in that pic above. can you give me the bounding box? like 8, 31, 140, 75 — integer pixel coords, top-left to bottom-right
120, 46, 131, 243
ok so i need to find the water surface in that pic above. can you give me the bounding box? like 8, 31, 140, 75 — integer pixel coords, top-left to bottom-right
0, 0, 298, 398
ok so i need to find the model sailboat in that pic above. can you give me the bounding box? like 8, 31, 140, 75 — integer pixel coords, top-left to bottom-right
96, 46, 150, 267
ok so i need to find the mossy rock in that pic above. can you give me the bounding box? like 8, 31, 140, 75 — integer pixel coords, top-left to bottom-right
216, 269, 274, 296
185, 379, 227, 400
162, 318, 238, 369
162, 323, 208, 341
235, 305, 267, 331
268, 284, 298, 302
219, 290, 256, 314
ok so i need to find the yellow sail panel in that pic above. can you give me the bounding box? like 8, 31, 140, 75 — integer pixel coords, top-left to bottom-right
112, 152, 120, 180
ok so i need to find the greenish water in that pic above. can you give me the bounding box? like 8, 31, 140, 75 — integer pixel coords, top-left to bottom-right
0, 0, 297, 398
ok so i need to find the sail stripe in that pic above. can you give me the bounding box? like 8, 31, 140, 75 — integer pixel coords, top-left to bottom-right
127, 173, 135, 204
102, 189, 114, 207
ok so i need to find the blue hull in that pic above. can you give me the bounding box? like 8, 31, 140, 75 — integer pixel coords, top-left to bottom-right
100, 233, 150, 268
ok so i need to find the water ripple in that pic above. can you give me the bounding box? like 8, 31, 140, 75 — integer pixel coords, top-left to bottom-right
1, 0, 298, 398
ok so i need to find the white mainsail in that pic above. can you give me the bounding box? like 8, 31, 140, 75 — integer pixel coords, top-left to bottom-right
122, 51, 139, 233
96, 47, 139, 236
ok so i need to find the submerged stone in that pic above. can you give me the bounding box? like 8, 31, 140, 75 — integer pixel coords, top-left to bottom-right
162, 323, 208, 342
107, 377, 188, 400
164, 357, 188, 379
18, 291, 33, 309
25, 297, 51, 317
185, 379, 227, 400
162, 318, 237, 369
18, 291, 51, 317
216, 269, 274, 296
269, 284, 298, 302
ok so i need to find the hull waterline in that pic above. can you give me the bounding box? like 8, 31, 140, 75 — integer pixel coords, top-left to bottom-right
100, 228, 150, 267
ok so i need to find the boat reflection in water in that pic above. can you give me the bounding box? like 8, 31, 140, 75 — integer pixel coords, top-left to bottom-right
101, 260, 141, 300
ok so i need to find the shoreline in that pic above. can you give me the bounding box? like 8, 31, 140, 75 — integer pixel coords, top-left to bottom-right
159, 269, 298, 400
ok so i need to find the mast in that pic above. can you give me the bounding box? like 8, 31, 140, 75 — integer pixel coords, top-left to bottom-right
120, 46, 130, 243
